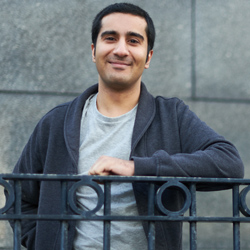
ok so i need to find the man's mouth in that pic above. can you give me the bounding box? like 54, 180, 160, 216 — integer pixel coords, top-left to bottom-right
108, 59, 132, 68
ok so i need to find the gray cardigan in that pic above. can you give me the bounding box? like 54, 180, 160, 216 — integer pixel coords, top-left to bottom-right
10, 83, 244, 250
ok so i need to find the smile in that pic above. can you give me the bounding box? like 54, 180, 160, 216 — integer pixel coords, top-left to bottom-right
109, 60, 132, 68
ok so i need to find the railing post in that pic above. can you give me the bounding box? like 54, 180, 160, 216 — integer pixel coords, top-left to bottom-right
189, 183, 197, 250
14, 180, 21, 250
148, 182, 155, 250
60, 181, 68, 250
233, 185, 240, 250
103, 181, 111, 250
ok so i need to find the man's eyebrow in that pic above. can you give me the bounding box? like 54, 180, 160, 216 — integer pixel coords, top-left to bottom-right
127, 31, 145, 41
100, 30, 145, 41
100, 30, 117, 38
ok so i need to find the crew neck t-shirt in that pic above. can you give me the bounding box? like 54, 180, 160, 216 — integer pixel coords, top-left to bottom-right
73, 94, 147, 250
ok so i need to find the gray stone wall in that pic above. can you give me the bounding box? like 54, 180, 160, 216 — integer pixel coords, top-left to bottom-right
0, 1, 250, 249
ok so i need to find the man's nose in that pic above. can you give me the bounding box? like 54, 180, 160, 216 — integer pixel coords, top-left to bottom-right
113, 39, 129, 57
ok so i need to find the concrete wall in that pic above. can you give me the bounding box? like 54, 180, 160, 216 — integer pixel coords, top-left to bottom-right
1, 0, 250, 249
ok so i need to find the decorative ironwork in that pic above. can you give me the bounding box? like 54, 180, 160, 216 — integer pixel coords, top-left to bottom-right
0, 174, 250, 250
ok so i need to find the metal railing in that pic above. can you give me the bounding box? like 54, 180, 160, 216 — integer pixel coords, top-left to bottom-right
1, 174, 250, 250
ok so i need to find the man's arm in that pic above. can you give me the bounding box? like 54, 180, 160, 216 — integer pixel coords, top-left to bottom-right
89, 100, 244, 180
132, 142, 244, 178
132, 100, 244, 179
7, 123, 42, 249
88, 141, 244, 179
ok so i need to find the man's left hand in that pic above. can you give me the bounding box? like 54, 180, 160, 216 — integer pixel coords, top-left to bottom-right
88, 156, 135, 176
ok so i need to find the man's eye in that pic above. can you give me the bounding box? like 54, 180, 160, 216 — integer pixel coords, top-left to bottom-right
105, 37, 115, 41
129, 39, 139, 44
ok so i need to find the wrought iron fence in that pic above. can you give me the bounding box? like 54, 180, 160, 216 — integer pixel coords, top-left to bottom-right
0, 174, 250, 250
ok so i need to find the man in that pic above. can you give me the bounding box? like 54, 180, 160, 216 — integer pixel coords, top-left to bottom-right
9, 3, 244, 250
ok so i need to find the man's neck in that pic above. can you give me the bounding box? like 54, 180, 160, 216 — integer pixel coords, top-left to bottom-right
96, 83, 140, 117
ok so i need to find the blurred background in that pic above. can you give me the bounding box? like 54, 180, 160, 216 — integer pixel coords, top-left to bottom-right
0, 0, 250, 249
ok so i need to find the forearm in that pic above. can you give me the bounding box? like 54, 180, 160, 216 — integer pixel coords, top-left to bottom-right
133, 141, 244, 178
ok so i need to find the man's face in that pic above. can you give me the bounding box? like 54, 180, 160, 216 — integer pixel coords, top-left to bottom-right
92, 13, 153, 91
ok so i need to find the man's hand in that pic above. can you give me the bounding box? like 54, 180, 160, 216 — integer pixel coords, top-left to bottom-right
88, 156, 135, 176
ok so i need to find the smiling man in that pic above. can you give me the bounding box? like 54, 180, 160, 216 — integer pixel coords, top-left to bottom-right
9, 3, 244, 250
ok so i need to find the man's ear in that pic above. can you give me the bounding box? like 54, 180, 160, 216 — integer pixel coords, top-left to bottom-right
91, 43, 96, 63
145, 50, 153, 69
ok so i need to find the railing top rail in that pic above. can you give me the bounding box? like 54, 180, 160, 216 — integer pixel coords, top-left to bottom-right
0, 173, 249, 185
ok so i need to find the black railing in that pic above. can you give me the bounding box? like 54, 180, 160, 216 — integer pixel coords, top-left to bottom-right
1, 174, 250, 250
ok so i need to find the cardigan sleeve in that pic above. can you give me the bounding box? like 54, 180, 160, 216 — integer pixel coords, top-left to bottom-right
133, 100, 244, 179
7, 121, 43, 249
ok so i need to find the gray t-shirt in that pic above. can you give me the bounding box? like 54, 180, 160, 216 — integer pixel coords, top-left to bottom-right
73, 94, 147, 250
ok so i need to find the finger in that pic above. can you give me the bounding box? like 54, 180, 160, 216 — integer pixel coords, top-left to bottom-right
88, 166, 110, 176
88, 156, 112, 175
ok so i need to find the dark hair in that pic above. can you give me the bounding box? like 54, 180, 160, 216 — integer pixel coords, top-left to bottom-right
91, 3, 155, 53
